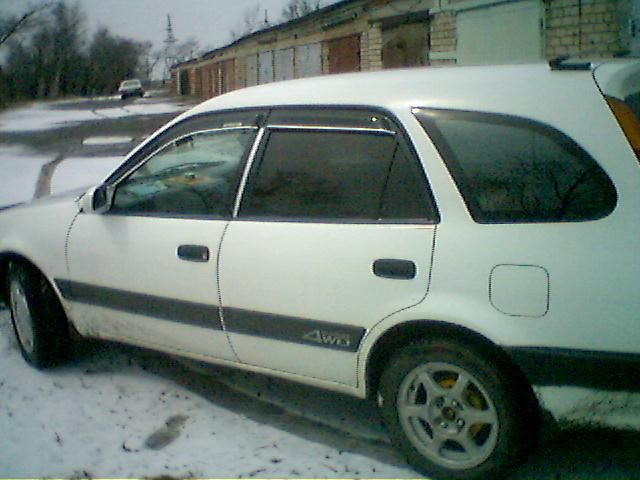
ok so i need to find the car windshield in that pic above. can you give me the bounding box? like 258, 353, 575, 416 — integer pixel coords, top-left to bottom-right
121, 80, 140, 87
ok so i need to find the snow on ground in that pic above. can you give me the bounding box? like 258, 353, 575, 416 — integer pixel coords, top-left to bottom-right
94, 102, 187, 119
51, 156, 124, 195
0, 146, 123, 207
0, 100, 185, 132
0, 309, 416, 478
0, 145, 53, 207
82, 136, 133, 146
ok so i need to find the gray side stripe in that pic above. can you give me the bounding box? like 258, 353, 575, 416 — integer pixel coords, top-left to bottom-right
55, 279, 222, 330
55, 279, 366, 352
223, 308, 365, 352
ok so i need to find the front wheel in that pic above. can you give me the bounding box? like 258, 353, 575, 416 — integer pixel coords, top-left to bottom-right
6, 262, 70, 368
379, 338, 533, 480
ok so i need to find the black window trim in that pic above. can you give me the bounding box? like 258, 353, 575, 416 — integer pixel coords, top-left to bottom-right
232, 126, 266, 218
415, 107, 618, 224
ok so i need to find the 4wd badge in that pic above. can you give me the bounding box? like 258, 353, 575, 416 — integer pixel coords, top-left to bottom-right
302, 329, 352, 349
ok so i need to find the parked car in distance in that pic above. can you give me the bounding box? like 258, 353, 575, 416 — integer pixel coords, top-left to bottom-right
1, 59, 639, 480
118, 78, 144, 99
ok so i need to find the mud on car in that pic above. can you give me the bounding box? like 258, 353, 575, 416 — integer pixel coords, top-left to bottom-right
1, 58, 639, 479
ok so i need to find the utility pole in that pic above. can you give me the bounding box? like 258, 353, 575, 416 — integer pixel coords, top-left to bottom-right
163, 14, 177, 83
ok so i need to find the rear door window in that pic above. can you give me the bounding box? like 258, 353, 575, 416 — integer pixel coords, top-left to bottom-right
414, 108, 617, 223
240, 109, 438, 223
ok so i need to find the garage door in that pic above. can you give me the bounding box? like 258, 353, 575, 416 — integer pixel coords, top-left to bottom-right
258, 51, 274, 84
246, 54, 258, 87
382, 23, 428, 69
275, 48, 295, 82
327, 34, 361, 74
295, 43, 322, 78
457, 0, 543, 64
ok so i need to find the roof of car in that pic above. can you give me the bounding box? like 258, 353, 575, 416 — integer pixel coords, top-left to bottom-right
120, 59, 639, 182
151, 60, 636, 152
192, 62, 590, 111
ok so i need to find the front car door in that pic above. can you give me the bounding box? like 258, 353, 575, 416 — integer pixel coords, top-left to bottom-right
63, 111, 263, 360
219, 108, 439, 386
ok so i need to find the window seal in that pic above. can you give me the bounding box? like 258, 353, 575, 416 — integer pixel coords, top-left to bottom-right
233, 127, 266, 218
267, 124, 396, 136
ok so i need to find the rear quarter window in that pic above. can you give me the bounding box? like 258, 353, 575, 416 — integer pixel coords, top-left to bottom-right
414, 109, 617, 223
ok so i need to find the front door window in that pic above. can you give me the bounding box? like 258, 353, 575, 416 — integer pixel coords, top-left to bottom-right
111, 127, 256, 217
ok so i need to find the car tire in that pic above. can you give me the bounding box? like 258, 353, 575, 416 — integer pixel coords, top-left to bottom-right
6, 262, 70, 368
379, 338, 532, 480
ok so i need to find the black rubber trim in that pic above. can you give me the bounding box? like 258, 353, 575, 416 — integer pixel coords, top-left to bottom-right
506, 346, 640, 391
54, 279, 366, 352
373, 259, 417, 280
177, 244, 210, 263
223, 308, 365, 352
55, 279, 222, 330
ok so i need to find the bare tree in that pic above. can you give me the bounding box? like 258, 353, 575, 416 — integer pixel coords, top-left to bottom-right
175, 37, 200, 63
87, 27, 146, 94
281, 0, 320, 21
0, 2, 53, 48
2, 1, 148, 101
230, 4, 271, 41
139, 41, 162, 81
49, 2, 86, 97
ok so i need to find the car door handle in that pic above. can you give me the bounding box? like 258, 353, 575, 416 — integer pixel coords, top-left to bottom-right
373, 259, 416, 280
177, 244, 210, 263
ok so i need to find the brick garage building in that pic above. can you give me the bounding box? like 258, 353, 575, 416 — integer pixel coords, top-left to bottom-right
173, 0, 637, 99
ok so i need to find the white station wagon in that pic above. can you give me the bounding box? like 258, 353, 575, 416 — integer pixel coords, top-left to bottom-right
1, 59, 639, 479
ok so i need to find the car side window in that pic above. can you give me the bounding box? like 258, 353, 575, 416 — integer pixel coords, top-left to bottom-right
240, 122, 437, 222
415, 108, 617, 223
111, 127, 256, 217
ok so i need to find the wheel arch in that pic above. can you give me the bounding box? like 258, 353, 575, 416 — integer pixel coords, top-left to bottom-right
364, 319, 537, 407
0, 252, 56, 306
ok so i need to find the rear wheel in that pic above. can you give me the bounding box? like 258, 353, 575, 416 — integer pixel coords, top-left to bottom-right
6, 262, 70, 368
379, 338, 533, 480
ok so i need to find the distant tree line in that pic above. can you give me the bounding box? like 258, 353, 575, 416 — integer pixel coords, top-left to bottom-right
0, 0, 330, 105
0, 2, 151, 104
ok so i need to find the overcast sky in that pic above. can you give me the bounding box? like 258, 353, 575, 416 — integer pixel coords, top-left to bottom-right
3, 0, 340, 54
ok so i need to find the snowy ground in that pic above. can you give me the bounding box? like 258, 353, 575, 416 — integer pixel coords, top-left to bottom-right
0, 96, 185, 133
1, 95, 640, 479
0, 309, 416, 478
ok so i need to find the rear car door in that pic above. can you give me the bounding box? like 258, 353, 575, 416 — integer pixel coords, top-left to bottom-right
64, 111, 263, 360
218, 108, 439, 386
